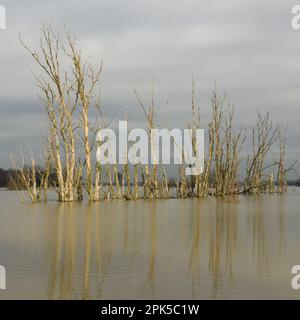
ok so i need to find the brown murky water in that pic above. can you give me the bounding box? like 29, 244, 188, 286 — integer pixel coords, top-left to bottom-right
0, 190, 300, 299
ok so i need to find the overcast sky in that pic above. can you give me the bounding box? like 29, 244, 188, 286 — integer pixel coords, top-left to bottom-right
0, 0, 299, 176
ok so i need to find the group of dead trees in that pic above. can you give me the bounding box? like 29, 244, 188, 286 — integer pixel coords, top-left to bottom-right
11, 25, 292, 202
14, 25, 102, 202
175, 85, 291, 199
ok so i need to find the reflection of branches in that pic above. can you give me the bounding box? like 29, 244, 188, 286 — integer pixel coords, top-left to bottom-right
188, 201, 201, 299
82, 209, 92, 300
207, 199, 238, 298
47, 206, 64, 299
136, 205, 158, 299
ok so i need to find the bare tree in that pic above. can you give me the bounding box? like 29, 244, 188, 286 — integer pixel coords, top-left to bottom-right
20, 25, 102, 201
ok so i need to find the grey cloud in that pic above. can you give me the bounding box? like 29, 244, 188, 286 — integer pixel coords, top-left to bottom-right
0, 0, 299, 172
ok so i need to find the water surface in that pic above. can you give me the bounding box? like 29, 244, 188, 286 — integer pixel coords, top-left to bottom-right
0, 190, 300, 299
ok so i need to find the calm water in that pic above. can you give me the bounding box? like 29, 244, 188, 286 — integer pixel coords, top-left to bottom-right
0, 190, 300, 299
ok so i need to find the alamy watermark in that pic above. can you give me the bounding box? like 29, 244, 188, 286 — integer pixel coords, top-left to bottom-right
291, 5, 300, 30
0, 4, 6, 30
96, 121, 204, 176
0, 265, 6, 290
291, 265, 300, 290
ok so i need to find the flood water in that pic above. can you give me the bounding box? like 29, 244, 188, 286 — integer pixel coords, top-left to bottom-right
0, 190, 300, 299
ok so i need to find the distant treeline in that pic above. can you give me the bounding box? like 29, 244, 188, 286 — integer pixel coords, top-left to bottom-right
0, 167, 178, 190
0, 167, 58, 189
0, 168, 10, 187
0, 168, 22, 188
1, 167, 299, 190
287, 180, 300, 187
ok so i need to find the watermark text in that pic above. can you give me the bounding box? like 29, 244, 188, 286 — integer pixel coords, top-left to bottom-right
291, 5, 300, 30
291, 265, 300, 290
0, 265, 6, 290
96, 121, 204, 176
0, 4, 6, 30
